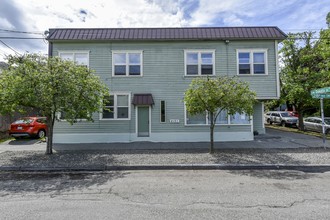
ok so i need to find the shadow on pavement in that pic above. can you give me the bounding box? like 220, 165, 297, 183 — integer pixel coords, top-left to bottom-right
0, 171, 126, 194
211, 148, 330, 165
8, 138, 43, 145
0, 151, 121, 168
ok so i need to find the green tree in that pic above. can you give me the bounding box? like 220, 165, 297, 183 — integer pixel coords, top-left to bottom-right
327, 12, 330, 28
0, 54, 109, 154
184, 76, 256, 153
280, 31, 330, 129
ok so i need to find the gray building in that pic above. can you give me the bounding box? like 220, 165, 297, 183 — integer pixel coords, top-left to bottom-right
47, 27, 286, 144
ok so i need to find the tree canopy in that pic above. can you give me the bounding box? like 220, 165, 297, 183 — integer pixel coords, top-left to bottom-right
0, 54, 109, 154
184, 76, 256, 153
279, 30, 330, 129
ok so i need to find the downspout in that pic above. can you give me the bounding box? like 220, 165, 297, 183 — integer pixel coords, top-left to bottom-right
48, 42, 53, 57
225, 40, 229, 76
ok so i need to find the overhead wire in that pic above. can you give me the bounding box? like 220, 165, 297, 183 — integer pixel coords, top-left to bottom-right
0, 40, 21, 56
0, 28, 44, 35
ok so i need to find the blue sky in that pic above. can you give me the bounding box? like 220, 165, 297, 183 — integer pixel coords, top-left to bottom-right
0, 0, 329, 61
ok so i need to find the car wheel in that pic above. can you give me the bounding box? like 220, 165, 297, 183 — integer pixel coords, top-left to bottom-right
281, 121, 286, 127
326, 129, 330, 135
269, 121, 273, 125
267, 118, 270, 124
37, 129, 46, 139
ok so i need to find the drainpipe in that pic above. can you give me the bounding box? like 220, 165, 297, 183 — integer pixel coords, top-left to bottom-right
225, 40, 230, 76
48, 42, 53, 57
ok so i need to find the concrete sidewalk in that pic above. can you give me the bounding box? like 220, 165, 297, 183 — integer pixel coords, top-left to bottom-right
0, 128, 329, 172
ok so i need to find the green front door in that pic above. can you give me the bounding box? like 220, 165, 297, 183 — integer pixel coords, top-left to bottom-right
138, 106, 149, 137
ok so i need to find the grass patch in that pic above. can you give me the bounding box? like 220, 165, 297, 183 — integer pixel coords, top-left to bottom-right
266, 124, 330, 140
0, 137, 14, 143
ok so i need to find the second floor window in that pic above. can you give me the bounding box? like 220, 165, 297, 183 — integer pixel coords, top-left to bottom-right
58, 51, 89, 67
113, 51, 142, 76
185, 50, 215, 76
237, 49, 267, 75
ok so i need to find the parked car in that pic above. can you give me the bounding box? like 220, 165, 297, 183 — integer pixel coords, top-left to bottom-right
269, 111, 298, 127
9, 117, 47, 139
303, 117, 330, 134
264, 111, 276, 124
288, 111, 299, 118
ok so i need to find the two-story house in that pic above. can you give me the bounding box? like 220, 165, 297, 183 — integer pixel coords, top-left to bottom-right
46, 27, 286, 144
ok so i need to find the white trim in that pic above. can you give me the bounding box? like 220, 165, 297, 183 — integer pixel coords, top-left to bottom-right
261, 102, 265, 129
99, 92, 131, 120
53, 131, 253, 143
112, 50, 143, 77
184, 49, 215, 76
275, 40, 280, 98
58, 50, 90, 67
236, 49, 268, 76
250, 115, 254, 132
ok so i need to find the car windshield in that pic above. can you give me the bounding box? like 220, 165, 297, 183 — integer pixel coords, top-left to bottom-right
325, 119, 330, 125
13, 118, 33, 124
280, 113, 290, 117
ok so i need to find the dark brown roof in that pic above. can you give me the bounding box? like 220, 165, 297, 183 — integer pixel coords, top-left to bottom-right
47, 27, 287, 41
132, 94, 154, 106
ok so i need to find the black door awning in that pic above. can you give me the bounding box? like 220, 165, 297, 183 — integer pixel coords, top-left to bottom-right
132, 94, 154, 106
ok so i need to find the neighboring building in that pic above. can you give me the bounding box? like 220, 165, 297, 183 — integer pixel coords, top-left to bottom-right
46, 27, 286, 144
0, 61, 7, 74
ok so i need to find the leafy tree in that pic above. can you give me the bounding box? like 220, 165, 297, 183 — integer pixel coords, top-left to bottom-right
280, 31, 330, 129
184, 76, 256, 153
0, 54, 109, 154
327, 12, 330, 28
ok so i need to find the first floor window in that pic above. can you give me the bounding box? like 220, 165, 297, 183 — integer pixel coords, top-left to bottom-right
113, 51, 142, 76
215, 110, 228, 124
186, 111, 207, 125
186, 109, 250, 125
238, 50, 267, 75
230, 112, 250, 124
102, 94, 130, 119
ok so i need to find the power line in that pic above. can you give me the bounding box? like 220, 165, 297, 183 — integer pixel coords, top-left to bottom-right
0, 40, 21, 56
0, 37, 45, 39
0, 28, 44, 35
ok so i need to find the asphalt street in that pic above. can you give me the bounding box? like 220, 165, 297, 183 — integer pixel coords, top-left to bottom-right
0, 170, 330, 220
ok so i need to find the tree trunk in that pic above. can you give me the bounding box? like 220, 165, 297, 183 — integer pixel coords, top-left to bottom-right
46, 115, 54, 155
298, 110, 304, 131
209, 112, 215, 154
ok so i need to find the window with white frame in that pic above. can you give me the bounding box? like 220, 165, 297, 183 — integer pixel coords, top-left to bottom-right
237, 49, 267, 75
185, 109, 250, 125
185, 50, 215, 76
113, 51, 142, 76
58, 51, 89, 67
102, 93, 130, 120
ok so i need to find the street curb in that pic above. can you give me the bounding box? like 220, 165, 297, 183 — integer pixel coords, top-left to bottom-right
1, 164, 330, 172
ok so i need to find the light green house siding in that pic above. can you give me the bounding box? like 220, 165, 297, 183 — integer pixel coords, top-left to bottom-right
52, 40, 277, 143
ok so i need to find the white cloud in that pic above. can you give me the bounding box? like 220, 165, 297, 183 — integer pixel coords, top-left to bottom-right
0, 0, 329, 61
0, 18, 15, 29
